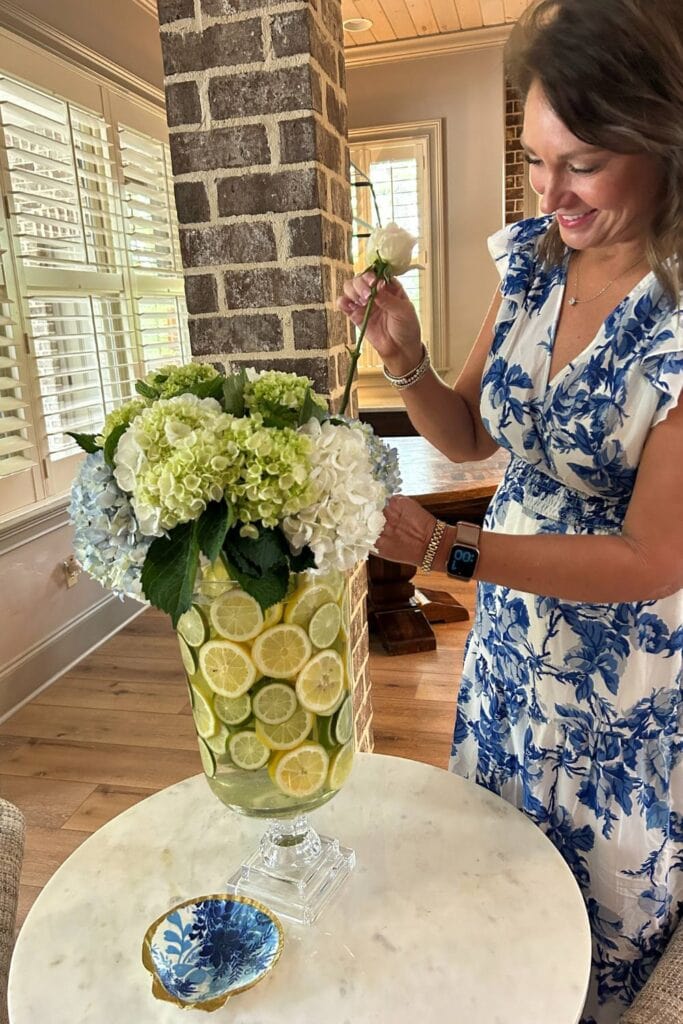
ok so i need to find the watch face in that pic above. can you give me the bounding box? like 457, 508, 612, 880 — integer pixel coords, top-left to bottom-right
447, 543, 478, 580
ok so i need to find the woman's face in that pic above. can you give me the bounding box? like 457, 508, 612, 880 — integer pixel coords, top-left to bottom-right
522, 79, 663, 251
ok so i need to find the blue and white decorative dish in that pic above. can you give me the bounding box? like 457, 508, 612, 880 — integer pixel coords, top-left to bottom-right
141, 894, 284, 1011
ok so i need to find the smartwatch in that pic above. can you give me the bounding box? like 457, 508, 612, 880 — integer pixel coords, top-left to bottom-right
446, 521, 481, 580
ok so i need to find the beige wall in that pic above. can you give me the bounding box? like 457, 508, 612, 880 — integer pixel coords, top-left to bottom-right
9, 0, 164, 87
346, 45, 505, 382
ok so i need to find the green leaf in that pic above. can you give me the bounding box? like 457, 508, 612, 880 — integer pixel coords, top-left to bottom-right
224, 558, 289, 611
135, 379, 158, 399
140, 521, 199, 626
222, 369, 247, 416
288, 545, 316, 572
298, 387, 328, 426
224, 524, 288, 578
66, 431, 101, 454
194, 376, 225, 401
197, 500, 233, 563
103, 423, 128, 468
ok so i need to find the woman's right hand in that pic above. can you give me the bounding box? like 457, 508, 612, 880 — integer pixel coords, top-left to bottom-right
337, 271, 423, 376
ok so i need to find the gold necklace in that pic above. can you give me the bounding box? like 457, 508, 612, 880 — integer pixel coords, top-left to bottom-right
568, 252, 646, 306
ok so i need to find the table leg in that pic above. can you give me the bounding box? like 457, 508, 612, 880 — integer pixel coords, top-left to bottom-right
367, 555, 469, 655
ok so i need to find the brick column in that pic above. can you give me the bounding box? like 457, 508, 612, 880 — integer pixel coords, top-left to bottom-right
504, 82, 525, 224
157, 0, 374, 752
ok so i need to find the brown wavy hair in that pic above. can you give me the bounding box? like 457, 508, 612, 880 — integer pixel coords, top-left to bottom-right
505, 0, 683, 304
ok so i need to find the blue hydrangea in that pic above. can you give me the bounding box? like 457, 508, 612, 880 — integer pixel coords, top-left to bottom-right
69, 452, 151, 601
335, 417, 402, 501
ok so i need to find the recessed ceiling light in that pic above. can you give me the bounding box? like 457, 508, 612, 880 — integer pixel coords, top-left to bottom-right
343, 17, 373, 33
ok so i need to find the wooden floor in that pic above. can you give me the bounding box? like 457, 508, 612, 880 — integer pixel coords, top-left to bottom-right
0, 573, 474, 933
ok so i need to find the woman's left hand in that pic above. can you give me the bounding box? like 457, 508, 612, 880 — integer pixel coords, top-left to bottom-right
376, 495, 438, 567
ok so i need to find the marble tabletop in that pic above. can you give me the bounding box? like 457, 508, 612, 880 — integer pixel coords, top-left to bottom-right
9, 753, 591, 1023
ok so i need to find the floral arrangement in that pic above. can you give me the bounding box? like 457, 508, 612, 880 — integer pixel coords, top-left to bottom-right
68, 221, 415, 625
69, 363, 401, 622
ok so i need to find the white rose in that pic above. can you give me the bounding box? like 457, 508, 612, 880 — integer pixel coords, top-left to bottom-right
365, 222, 417, 276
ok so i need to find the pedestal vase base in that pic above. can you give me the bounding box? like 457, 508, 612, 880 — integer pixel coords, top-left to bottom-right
227, 817, 355, 924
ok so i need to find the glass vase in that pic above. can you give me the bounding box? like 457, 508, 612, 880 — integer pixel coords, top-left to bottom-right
176, 561, 356, 924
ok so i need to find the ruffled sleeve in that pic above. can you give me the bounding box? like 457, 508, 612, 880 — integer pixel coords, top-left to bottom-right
486, 216, 556, 305
641, 303, 683, 427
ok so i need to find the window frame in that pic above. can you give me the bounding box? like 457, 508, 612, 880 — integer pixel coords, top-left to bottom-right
349, 119, 446, 405
0, 31, 188, 526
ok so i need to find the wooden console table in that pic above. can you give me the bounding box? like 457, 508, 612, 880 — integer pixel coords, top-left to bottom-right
369, 437, 508, 655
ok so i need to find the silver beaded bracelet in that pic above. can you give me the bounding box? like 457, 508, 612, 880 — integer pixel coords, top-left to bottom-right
382, 345, 431, 390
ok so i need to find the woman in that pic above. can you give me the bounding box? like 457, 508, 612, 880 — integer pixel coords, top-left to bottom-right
338, 2, 683, 1021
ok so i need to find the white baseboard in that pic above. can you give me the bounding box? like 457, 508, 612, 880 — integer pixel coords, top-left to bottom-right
0, 594, 143, 724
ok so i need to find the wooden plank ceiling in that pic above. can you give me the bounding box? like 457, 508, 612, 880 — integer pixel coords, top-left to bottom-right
342, 0, 531, 46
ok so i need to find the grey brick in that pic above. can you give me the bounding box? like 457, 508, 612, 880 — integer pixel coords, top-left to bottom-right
158, 0, 195, 24
209, 65, 320, 119
216, 168, 324, 216
279, 116, 341, 171
165, 81, 202, 127
184, 274, 218, 314
180, 222, 277, 267
224, 266, 325, 308
174, 180, 211, 224
189, 314, 284, 354
170, 124, 270, 174
161, 20, 263, 76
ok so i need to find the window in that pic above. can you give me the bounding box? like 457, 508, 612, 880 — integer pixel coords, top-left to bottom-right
0, 62, 189, 520
349, 120, 445, 399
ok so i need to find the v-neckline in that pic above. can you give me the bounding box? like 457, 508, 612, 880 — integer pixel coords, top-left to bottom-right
542, 258, 655, 398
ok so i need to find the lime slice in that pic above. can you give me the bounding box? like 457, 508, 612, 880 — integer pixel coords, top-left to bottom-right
295, 650, 345, 714
204, 723, 231, 755
263, 602, 283, 628
228, 730, 271, 771
197, 737, 217, 778
308, 601, 341, 649
251, 624, 312, 680
252, 682, 298, 725
284, 583, 335, 629
191, 685, 218, 740
213, 691, 252, 726
315, 713, 336, 748
328, 740, 353, 790
255, 706, 314, 750
333, 694, 354, 745
178, 635, 196, 676
209, 589, 264, 642
272, 742, 329, 798
177, 606, 207, 647
198, 640, 257, 698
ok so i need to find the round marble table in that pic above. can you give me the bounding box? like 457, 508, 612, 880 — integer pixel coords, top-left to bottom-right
9, 753, 591, 1023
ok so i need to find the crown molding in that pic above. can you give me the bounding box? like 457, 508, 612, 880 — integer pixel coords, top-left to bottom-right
344, 23, 511, 68
0, 0, 164, 108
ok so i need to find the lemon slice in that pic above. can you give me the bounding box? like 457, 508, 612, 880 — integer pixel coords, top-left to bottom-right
272, 742, 329, 798
295, 649, 345, 714
252, 682, 298, 725
311, 568, 344, 601
198, 640, 257, 697
284, 583, 335, 629
209, 589, 264, 642
177, 606, 207, 647
228, 730, 271, 771
178, 635, 196, 676
213, 691, 252, 726
263, 602, 283, 628
255, 706, 314, 750
333, 694, 354, 745
328, 740, 353, 790
191, 685, 218, 739
308, 601, 341, 649
251, 624, 312, 679
197, 737, 217, 778
204, 723, 231, 756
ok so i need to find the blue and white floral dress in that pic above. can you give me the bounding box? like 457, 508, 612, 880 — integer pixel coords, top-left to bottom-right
449, 216, 683, 1024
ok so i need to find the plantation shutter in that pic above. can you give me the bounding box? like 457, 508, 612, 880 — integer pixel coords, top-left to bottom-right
350, 138, 430, 372
0, 252, 37, 480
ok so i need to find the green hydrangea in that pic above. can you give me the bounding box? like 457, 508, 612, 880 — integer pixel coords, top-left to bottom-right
243, 370, 327, 427
113, 394, 239, 536
220, 414, 315, 527
144, 363, 221, 399
96, 398, 148, 445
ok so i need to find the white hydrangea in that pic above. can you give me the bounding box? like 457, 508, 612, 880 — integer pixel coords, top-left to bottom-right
282, 419, 386, 572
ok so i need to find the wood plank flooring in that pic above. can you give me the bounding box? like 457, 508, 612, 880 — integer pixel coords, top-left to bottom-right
0, 572, 474, 932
